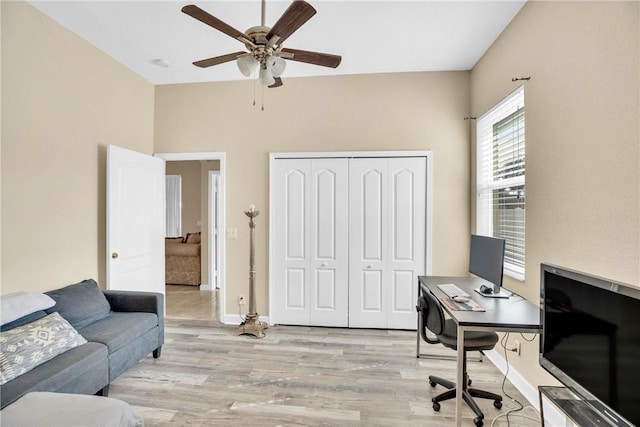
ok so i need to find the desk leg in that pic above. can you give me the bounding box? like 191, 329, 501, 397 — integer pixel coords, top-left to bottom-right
416, 311, 421, 357
455, 326, 465, 427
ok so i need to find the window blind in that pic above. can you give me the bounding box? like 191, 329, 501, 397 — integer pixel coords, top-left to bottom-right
477, 86, 525, 280
166, 175, 182, 238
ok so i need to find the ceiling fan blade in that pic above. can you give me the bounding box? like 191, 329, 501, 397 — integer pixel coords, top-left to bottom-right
193, 52, 246, 68
182, 5, 248, 43
280, 48, 342, 68
266, 1, 316, 45
269, 77, 284, 88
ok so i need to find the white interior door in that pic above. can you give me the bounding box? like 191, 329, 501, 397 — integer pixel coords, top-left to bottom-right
107, 145, 165, 295
309, 159, 348, 326
386, 158, 426, 329
348, 157, 426, 329
273, 159, 311, 325
272, 159, 349, 326
349, 158, 389, 328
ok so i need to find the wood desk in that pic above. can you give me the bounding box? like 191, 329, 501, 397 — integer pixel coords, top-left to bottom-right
418, 276, 541, 427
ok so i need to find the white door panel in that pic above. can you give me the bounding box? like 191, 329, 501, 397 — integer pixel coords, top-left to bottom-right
286, 268, 306, 308
285, 169, 307, 260
107, 145, 165, 296
388, 158, 426, 329
310, 159, 348, 326
273, 159, 310, 325
349, 159, 388, 328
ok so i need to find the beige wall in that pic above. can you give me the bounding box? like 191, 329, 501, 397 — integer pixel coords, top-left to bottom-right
471, 1, 639, 387
166, 161, 202, 236
154, 71, 472, 316
1, 1, 155, 294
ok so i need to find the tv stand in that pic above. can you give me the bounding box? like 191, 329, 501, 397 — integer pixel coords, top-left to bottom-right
539, 386, 618, 427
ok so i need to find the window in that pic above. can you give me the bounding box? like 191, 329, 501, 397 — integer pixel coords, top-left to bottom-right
476, 86, 525, 280
166, 175, 182, 237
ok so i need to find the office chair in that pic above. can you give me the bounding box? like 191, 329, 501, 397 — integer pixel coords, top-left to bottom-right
417, 292, 503, 427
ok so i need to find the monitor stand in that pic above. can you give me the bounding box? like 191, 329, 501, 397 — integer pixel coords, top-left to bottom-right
474, 288, 510, 299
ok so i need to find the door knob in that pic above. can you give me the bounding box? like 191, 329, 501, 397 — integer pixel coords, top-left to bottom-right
111, 252, 119, 259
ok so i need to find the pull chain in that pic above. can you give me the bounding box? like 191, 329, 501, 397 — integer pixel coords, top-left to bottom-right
252, 76, 257, 107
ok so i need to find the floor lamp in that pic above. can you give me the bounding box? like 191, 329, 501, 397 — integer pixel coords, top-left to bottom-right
236, 205, 268, 338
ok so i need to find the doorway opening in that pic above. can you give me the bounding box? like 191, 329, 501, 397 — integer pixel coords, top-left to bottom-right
155, 152, 226, 322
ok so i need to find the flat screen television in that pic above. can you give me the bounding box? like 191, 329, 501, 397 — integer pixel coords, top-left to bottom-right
469, 234, 505, 293
540, 263, 640, 427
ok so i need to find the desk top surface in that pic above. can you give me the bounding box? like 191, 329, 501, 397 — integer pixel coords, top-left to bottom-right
418, 275, 541, 332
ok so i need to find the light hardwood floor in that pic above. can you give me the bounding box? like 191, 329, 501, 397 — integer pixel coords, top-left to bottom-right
110, 286, 541, 426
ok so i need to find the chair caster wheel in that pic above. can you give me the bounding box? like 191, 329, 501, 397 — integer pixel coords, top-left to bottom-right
494, 400, 503, 409
474, 417, 483, 427
429, 380, 437, 387
432, 402, 441, 412
468, 379, 472, 386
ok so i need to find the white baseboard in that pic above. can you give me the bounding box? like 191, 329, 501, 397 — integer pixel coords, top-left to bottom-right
199, 283, 211, 291
484, 349, 568, 425
222, 314, 270, 325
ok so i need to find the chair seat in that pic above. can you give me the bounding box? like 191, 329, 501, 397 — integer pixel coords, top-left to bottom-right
437, 319, 499, 352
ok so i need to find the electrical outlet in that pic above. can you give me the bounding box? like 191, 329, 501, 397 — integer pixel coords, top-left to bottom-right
238, 295, 246, 305
514, 339, 522, 356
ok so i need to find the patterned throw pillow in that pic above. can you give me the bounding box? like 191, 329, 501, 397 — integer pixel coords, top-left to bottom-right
0, 312, 88, 385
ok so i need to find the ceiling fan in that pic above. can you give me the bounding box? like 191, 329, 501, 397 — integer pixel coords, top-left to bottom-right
181, 0, 342, 88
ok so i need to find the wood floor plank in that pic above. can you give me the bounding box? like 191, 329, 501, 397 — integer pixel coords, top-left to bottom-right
108, 288, 540, 426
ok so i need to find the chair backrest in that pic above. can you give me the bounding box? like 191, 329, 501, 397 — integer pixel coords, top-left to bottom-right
417, 291, 446, 344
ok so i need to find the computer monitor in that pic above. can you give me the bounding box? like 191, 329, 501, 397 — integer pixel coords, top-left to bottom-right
469, 234, 507, 297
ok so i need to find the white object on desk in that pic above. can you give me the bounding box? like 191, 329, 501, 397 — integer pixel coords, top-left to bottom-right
437, 283, 470, 298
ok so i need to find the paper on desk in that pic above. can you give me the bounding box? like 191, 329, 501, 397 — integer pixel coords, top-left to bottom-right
440, 297, 485, 312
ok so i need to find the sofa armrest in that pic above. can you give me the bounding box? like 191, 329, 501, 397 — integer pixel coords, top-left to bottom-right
102, 291, 164, 346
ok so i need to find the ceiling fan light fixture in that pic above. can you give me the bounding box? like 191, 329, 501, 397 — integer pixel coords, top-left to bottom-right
270, 56, 287, 77
259, 67, 275, 86
237, 54, 258, 77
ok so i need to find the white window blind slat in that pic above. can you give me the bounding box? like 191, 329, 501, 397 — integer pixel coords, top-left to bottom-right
476, 86, 526, 280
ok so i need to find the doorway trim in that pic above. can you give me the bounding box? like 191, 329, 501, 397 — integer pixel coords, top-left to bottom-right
156, 152, 226, 323
208, 170, 220, 289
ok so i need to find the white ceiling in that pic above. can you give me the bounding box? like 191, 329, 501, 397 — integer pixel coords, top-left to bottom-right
28, 1, 526, 86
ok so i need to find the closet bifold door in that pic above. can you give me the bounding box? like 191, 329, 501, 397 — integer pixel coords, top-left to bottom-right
272, 158, 349, 327
348, 157, 426, 329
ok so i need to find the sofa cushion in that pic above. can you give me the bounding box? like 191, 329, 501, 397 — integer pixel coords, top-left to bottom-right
45, 279, 111, 330
185, 232, 201, 244
78, 312, 158, 354
0, 293, 56, 326
165, 242, 200, 257
0, 342, 108, 409
0, 312, 88, 385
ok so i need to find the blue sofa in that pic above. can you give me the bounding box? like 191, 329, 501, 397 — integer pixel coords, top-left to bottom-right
0, 279, 164, 409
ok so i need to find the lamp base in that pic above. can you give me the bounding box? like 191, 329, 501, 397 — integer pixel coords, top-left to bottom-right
236, 313, 268, 338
